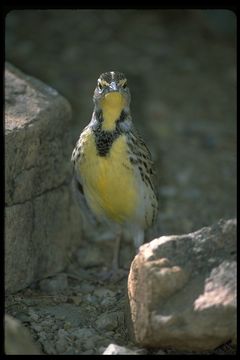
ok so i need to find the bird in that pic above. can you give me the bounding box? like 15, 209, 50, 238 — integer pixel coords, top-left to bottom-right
71, 71, 158, 277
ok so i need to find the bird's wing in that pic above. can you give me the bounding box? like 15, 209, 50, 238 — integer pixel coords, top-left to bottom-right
71, 173, 99, 226
71, 129, 99, 226
129, 128, 158, 197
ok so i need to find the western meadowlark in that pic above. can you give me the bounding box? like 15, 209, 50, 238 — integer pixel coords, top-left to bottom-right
71, 71, 158, 275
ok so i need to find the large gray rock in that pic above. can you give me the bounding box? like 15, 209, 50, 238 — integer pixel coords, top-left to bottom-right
128, 219, 236, 351
5, 62, 82, 294
4, 314, 42, 354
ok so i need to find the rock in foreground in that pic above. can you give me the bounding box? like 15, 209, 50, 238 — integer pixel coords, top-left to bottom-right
128, 219, 236, 351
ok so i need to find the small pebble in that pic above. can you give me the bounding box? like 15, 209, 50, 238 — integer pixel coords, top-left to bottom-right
39, 273, 68, 294
70, 295, 82, 305
100, 297, 115, 306
63, 346, 77, 355
82, 338, 95, 351
40, 319, 53, 328
31, 323, 42, 332
29, 311, 39, 322
64, 321, 72, 330
81, 349, 94, 355
95, 312, 118, 331
58, 328, 68, 338
93, 288, 115, 298
99, 346, 107, 354
42, 341, 56, 354
85, 294, 98, 304
71, 327, 95, 339
79, 282, 95, 293
55, 337, 68, 353
38, 331, 47, 340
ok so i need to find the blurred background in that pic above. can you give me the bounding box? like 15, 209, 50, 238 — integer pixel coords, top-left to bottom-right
5, 9, 236, 235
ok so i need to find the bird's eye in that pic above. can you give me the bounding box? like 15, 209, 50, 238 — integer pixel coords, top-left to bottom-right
98, 82, 103, 90
122, 81, 127, 89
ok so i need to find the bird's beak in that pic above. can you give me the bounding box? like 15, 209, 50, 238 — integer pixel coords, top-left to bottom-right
109, 81, 118, 92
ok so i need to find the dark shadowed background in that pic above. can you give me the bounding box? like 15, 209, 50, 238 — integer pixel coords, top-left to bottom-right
5, 9, 236, 235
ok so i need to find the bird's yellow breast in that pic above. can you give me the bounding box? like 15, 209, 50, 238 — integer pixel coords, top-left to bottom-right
79, 131, 138, 223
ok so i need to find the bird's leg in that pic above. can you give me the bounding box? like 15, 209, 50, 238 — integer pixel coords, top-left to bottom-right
111, 228, 121, 272
133, 229, 145, 253
97, 228, 128, 282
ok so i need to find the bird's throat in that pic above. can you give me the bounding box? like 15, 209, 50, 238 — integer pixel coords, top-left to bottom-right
100, 92, 125, 131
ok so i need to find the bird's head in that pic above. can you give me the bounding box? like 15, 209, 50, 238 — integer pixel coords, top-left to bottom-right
93, 71, 131, 131
94, 71, 131, 105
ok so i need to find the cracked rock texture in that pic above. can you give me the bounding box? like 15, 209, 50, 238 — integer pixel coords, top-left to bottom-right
5, 63, 82, 294
128, 219, 236, 351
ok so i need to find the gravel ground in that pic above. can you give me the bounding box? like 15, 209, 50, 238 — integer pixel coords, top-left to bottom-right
5, 245, 236, 355
5, 9, 236, 355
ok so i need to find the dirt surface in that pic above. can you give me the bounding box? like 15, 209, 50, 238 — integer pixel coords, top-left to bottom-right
5, 10, 236, 355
